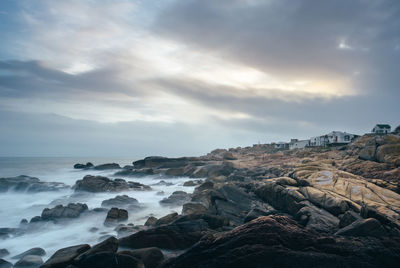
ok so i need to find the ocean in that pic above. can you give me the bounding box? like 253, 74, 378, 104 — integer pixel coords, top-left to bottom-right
0, 157, 197, 262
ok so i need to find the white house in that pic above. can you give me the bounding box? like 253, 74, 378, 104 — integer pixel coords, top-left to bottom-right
274, 142, 289, 149
310, 131, 358, 147
372, 124, 391, 134
289, 139, 310, 150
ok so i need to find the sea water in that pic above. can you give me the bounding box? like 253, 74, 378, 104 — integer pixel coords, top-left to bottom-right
0, 157, 197, 262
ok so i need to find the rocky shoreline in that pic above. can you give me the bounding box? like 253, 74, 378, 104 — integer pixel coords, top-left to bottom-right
1, 133, 400, 267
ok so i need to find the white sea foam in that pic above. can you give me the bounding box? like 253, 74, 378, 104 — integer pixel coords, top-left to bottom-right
0, 158, 198, 263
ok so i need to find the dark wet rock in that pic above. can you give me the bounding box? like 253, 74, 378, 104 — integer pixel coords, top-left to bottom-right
335, 218, 387, 237
165, 168, 185, 176
93, 163, 121, 170
196, 181, 214, 191
73, 162, 93, 169
161, 215, 400, 268
75, 237, 118, 262
89, 227, 98, 233
0, 249, 9, 258
244, 207, 277, 223
29, 216, 41, 223
119, 247, 164, 268
192, 163, 234, 179
182, 203, 207, 215
0, 259, 12, 268
101, 195, 140, 209
173, 214, 229, 230
159, 191, 191, 206
119, 219, 209, 250
19, 219, 28, 228
41, 244, 90, 268
104, 208, 128, 226
132, 156, 197, 169
182, 181, 196, 186
152, 180, 174, 186
74, 175, 150, 192
339, 210, 362, 228
144, 216, 158, 227
14, 255, 43, 268
156, 212, 179, 226
12, 248, 45, 260
114, 168, 155, 177
76, 252, 144, 268
115, 225, 141, 236
0, 175, 68, 193
0, 227, 24, 239
41, 203, 88, 221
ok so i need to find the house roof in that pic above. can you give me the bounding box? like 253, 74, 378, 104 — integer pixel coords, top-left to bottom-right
375, 124, 391, 129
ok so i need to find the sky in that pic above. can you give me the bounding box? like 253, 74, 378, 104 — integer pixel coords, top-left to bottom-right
0, 0, 399, 157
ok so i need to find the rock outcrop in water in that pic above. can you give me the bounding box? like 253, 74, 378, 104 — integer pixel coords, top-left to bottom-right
73, 175, 150, 192
0, 175, 68, 193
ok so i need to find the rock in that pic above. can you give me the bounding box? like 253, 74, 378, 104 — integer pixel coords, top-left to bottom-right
244, 207, 277, 223
144, 216, 158, 227
196, 181, 214, 191
161, 215, 400, 268
159, 191, 191, 206
0, 249, 9, 258
89, 227, 98, 233
339, 210, 362, 228
14, 255, 43, 268
0, 175, 68, 193
41, 244, 90, 268
223, 151, 237, 160
165, 168, 185, 176
359, 145, 376, 161
133, 156, 195, 169
0, 259, 12, 268
41, 203, 88, 221
12, 248, 45, 260
182, 203, 207, 215
101, 195, 140, 208
93, 163, 121, 170
73, 162, 93, 169
76, 252, 144, 268
104, 208, 128, 226
156, 191, 165, 196
152, 180, 174, 186
156, 212, 179, 226
119, 247, 164, 268
335, 218, 387, 237
74, 175, 150, 192
183, 181, 196, 186
119, 219, 209, 250
0, 227, 25, 239
75, 237, 118, 262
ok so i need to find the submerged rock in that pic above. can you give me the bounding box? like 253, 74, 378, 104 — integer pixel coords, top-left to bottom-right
0, 259, 12, 268
12, 248, 46, 260
0, 249, 9, 258
14, 255, 43, 268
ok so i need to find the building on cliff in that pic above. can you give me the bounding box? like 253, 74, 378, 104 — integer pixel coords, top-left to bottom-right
289, 139, 310, 149
310, 131, 358, 147
372, 124, 391, 134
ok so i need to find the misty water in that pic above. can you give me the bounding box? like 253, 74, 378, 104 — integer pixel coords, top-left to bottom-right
0, 157, 198, 262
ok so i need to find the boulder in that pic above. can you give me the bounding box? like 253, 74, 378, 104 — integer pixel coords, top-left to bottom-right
41, 244, 90, 268
223, 152, 237, 160
359, 145, 376, 161
104, 208, 128, 226
41, 203, 88, 221
182, 203, 207, 215
145, 216, 158, 227
74, 175, 150, 192
101, 195, 140, 209
156, 212, 179, 226
75, 237, 118, 262
161, 215, 400, 268
76, 252, 144, 268
73, 162, 93, 169
0, 175, 68, 193
119, 247, 164, 268
14, 255, 43, 268
183, 180, 201, 187
119, 219, 209, 250
93, 163, 121, 170
335, 218, 387, 237
0, 259, 12, 268
160, 191, 191, 206
339, 211, 362, 228
12, 248, 45, 260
